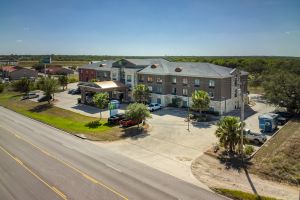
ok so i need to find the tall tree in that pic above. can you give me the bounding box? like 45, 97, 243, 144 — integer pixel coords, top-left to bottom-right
37, 77, 59, 103
191, 90, 210, 117
263, 71, 300, 114
133, 84, 150, 104
125, 103, 151, 128
58, 75, 68, 91
93, 92, 109, 120
215, 116, 244, 154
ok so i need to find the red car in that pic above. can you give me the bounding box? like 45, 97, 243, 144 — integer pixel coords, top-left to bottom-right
119, 119, 141, 127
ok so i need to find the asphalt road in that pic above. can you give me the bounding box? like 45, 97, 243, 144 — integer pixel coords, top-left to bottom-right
0, 106, 226, 200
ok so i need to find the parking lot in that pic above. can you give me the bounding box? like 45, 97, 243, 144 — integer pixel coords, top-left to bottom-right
49, 86, 280, 188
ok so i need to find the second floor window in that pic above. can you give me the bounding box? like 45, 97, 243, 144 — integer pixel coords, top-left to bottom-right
139, 75, 144, 82
127, 75, 132, 82
183, 88, 188, 96
209, 92, 214, 99
148, 86, 153, 92
147, 76, 153, 82
112, 72, 117, 80
194, 79, 200, 86
172, 77, 176, 84
209, 80, 215, 87
156, 77, 163, 83
104, 72, 108, 78
182, 78, 188, 85
156, 86, 162, 93
172, 87, 177, 95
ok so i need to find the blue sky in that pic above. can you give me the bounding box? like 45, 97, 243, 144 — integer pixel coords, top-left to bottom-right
0, 0, 299, 56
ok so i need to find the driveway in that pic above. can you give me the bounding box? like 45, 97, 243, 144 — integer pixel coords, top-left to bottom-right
54, 83, 126, 118
92, 96, 277, 189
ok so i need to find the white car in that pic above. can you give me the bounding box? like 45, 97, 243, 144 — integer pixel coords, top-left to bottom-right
147, 103, 161, 112
244, 129, 267, 144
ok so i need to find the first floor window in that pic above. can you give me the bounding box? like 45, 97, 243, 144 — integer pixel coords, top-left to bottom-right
182, 78, 188, 85
209, 92, 214, 98
104, 72, 108, 77
148, 86, 153, 92
139, 75, 144, 82
194, 79, 200, 86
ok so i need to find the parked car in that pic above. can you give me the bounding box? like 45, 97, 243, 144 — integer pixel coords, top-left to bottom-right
276, 116, 287, 125
147, 103, 161, 112
119, 119, 141, 127
68, 88, 81, 95
275, 111, 293, 119
38, 95, 52, 102
22, 92, 39, 100
244, 129, 267, 145
108, 113, 125, 124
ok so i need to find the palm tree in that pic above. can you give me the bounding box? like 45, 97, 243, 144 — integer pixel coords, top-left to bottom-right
215, 116, 244, 154
191, 90, 210, 117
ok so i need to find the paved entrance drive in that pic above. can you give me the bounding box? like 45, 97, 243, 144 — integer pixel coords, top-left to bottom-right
92, 99, 276, 189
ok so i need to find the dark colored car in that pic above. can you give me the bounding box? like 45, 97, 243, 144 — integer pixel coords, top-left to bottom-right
68, 88, 81, 95
276, 116, 288, 125
38, 95, 52, 102
275, 111, 293, 119
119, 119, 141, 127
108, 113, 125, 124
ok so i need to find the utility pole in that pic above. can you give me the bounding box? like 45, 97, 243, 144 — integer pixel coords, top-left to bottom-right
240, 92, 245, 156
187, 95, 190, 131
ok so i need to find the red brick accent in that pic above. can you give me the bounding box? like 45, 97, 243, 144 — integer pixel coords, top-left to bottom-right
79, 69, 96, 82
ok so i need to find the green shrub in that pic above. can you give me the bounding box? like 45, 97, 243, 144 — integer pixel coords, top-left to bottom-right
68, 76, 78, 83
244, 145, 255, 155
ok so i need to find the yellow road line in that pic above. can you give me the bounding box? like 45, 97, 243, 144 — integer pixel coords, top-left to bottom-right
0, 145, 67, 200
1, 125, 128, 200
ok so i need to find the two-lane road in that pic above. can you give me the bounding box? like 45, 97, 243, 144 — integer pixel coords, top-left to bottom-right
0, 106, 226, 200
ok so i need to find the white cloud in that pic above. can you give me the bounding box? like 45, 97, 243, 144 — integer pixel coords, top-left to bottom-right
16, 40, 23, 43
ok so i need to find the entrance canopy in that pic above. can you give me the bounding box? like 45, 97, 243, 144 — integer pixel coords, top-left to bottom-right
79, 81, 127, 92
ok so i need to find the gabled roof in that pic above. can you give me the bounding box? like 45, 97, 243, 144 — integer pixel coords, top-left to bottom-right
79, 60, 114, 71
124, 58, 167, 66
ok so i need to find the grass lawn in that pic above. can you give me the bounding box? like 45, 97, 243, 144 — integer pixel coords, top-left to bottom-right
0, 91, 122, 141
249, 118, 300, 186
213, 188, 278, 200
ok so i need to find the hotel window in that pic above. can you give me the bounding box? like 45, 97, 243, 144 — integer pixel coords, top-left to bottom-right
183, 88, 188, 96
209, 92, 214, 99
172, 87, 177, 95
209, 80, 215, 87
147, 76, 153, 82
127, 75, 132, 82
194, 79, 200, 86
182, 78, 188, 85
103, 72, 108, 78
139, 75, 144, 82
156, 86, 162, 93
172, 77, 176, 84
156, 77, 163, 83
112, 72, 117, 80
148, 86, 153, 92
